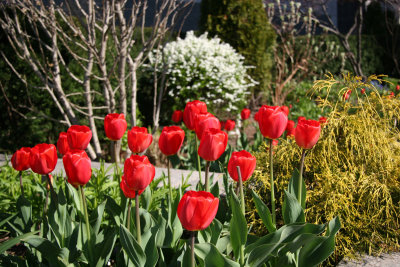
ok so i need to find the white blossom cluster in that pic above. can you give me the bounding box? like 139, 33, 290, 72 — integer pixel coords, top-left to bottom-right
147, 31, 256, 113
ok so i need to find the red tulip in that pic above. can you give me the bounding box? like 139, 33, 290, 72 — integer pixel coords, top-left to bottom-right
361, 88, 366, 94
124, 155, 155, 191
254, 111, 260, 122
227, 150, 256, 182
29, 144, 57, 175
11, 147, 31, 171
172, 110, 183, 123
120, 175, 144, 198
390, 91, 395, 98
127, 127, 153, 154
285, 120, 295, 137
183, 100, 207, 131
195, 114, 221, 140
63, 149, 92, 186
224, 120, 235, 132
198, 128, 228, 161
396, 85, 400, 91
295, 119, 321, 149
177, 191, 219, 231
241, 108, 251, 120
298, 116, 305, 123
319, 116, 328, 126
343, 90, 352, 100
104, 113, 127, 141
57, 132, 70, 155
281, 106, 290, 116
258, 105, 288, 139
67, 125, 92, 150
158, 126, 185, 156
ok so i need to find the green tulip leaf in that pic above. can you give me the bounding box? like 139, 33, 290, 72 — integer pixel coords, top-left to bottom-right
0, 231, 39, 254
23, 236, 66, 265
288, 168, 306, 209
16, 196, 31, 228
229, 193, 247, 261
90, 200, 107, 236
119, 225, 146, 267
251, 190, 276, 233
283, 190, 305, 224
93, 228, 117, 267
195, 243, 240, 267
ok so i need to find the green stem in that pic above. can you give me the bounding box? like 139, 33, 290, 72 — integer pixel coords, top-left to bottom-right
195, 136, 202, 185
269, 139, 276, 225
191, 231, 196, 267
127, 198, 132, 230
236, 166, 245, 215
240, 244, 245, 266
19, 171, 24, 197
167, 157, 173, 202
79, 186, 92, 259
298, 149, 306, 205
113, 140, 119, 164
205, 161, 210, 192
135, 191, 141, 245
46, 174, 56, 200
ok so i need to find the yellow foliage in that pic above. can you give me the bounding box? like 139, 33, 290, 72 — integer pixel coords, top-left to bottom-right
246, 74, 400, 265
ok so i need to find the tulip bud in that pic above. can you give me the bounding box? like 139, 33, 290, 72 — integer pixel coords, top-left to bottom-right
127, 127, 153, 154
183, 100, 207, 131
286, 120, 295, 137
198, 128, 228, 161
104, 113, 127, 141
158, 126, 185, 156
241, 108, 251, 120
67, 125, 92, 150
195, 114, 221, 140
177, 191, 219, 231
228, 150, 256, 182
258, 105, 288, 139
29, 144, 57, 175
295, 119, 321, 149
11, 147, 31, 171
57, 132, 70, 155
123, 155, 155, 192
172, 110, 183, 123
63, 149, 92, 186
224, 120, 235, 132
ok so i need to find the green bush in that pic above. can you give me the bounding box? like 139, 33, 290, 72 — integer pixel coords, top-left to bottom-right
199, 0, 275, 98
246, 74, 400, 265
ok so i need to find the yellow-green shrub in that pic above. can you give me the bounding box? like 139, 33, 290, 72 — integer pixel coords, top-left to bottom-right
246, 74, 400, 265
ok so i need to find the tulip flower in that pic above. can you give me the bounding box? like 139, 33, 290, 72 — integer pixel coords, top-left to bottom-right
298, 116, 305, 123
286, 120, 295, 137
228, 150, 256, 214
281, 105, 290, 116
396, 85, 400, 91
172, 110, 183, 123
57, 132, 70, 155
295, 118, 321, 207
159, 126, 185, 201
224, 120, 235, 132
183, 100, 207, 131
183, 100, 208, 182
30, 144, 57, 175
177, 190, 219, 267
127, 126, 153, 154
257, 105, 287, 224
195, 114, 221, 140
257, 105, 288, 140
120, 175, 144, 230
123, 155, 155, 244
361, 88, 366, 94
343, 90, 352, 101
295, 119, 321, 150
390, 92, 395, 98
319, 116, 328, 126
67, 125, 92, 150
241, 108, 251, 120
11, 147, 31, 171
30, 143, 58, 200
11, 147, 31, 196
63, 149, 92, 187
198, 128, 228, 191
104, 113, 127, 141
254, 111, 260, 122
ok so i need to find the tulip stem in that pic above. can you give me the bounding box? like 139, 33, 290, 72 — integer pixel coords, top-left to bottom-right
19, 171, 24, 197
195, 136, 202, 186
236, 166, 245, 215
167, 157, 173, 202
205, 161, 210, 192
190, 231, 196, 267
127, 198, 132, 231
269, 139, 276, 225
298, 149, 306, 206
113, 140, 120, 164
79, 186, 92, 259
135, 191, 141, 245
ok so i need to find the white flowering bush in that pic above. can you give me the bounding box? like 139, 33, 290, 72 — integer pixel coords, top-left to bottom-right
147, 31, 256, 114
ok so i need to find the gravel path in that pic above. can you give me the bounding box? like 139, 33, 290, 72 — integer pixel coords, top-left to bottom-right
338, 253, 400, 267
